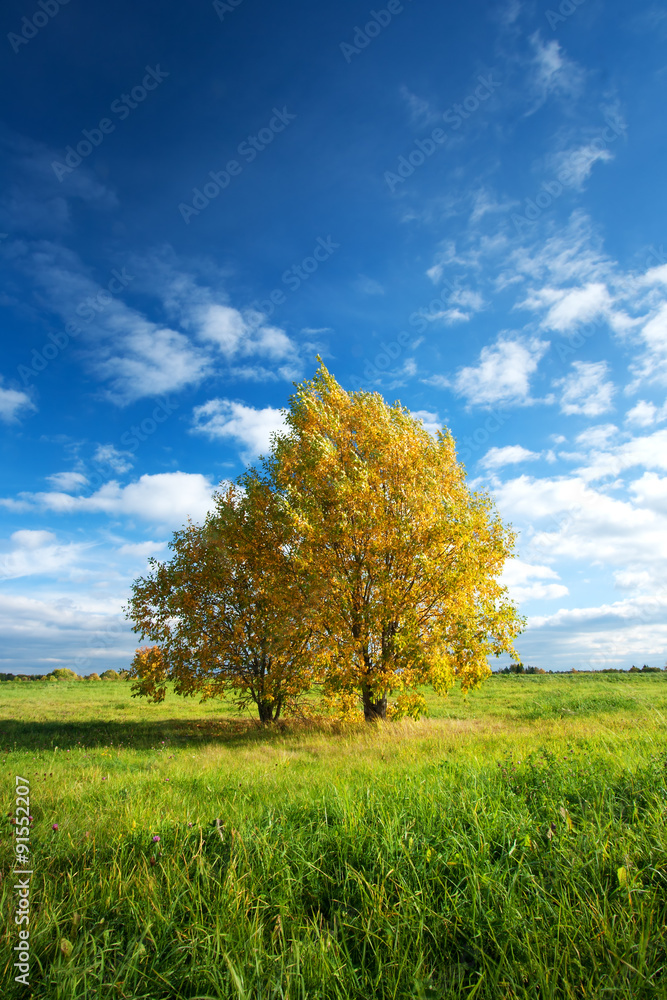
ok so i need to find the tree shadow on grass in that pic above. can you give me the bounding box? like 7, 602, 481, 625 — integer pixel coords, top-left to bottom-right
0, 715, 331, 751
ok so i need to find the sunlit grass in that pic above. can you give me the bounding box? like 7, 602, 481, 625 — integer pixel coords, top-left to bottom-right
1, 674, 666, 998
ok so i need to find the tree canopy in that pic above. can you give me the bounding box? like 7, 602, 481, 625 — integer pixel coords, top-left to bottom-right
126, 475, 317, 722
267, 363, 523, 720
126, 363, 523, 722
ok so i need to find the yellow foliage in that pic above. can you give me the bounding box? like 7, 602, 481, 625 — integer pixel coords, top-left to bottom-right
126, 362, 524, 724
125, 477, 318, 723
268, 361, 523, 720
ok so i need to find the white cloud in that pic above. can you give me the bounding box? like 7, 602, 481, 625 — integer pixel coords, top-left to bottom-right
527, 33, 585, 112
9, 472, 217, 527
450, 336, 549, 407
96, 324, 209, 403
554, 360, 615, 416
500, 559, 569, 604
495, 472, 667, 576
521, 282, 612, 332
354, 275, 385, 296
0, 530, 87, 580
117, 540, 167, 558
633, 303, 667, 385
427, 307, 471, 325
0, 379, 34, 423
46, 471, 89, 493
574, 423, 618, 449
0, 591, 133, 673
93, 444, 134, 474
576, 428, 667, 482
548, 144, 614, 191
11, 242, 304, 405
628, 471, 667, 514
191, 399, 286, 462
625, 400, 663, 427
480, 444, 540, 469
411, 410, 441, 435
470, 189, 517, 225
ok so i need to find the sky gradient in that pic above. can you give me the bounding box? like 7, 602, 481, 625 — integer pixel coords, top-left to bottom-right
1, 0, 667, 674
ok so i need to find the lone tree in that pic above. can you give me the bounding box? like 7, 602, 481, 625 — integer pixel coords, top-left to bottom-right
268, 362, 523, 721
126, 474, 317, 722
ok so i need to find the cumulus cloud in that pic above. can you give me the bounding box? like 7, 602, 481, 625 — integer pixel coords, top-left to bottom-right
191, 399, 287, 462
411, 410, 441, 435
0, 530, 87, 580
5, 472, 217, 528
449, 336, 549, 407
501, 559, 569, 603
480, 444, 541, 469
625, 400, 666, 427
575, 428, 667, 482
520, 282, 612, 333
45, 471, 88, 493
554, 360, 615, 416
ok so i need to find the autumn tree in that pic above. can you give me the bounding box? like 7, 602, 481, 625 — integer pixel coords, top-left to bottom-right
125, 474, 317, 722
267, 362, 523, 721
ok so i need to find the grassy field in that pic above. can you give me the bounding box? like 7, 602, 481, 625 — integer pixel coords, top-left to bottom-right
1, 673, 666, 999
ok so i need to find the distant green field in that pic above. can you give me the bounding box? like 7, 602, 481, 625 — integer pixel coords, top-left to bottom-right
1, 673, 666, 999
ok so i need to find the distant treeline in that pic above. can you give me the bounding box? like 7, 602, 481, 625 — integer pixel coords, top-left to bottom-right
0, 668, 128, 682
494, 663, 666, 675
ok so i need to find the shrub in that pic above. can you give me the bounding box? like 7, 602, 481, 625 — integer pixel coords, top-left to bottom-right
48, 668, 80, 681
100, 669, 120, 680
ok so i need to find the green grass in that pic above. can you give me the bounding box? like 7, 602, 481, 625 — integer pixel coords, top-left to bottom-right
1, 674, 666, 999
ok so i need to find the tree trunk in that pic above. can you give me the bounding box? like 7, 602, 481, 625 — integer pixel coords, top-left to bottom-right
257, 699, 274, 723
362, 685, 387, 722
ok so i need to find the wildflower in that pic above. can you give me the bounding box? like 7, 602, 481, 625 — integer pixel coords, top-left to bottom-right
52, 823, 59, 831
187, 822, 193, 827
152, 835, 160, 842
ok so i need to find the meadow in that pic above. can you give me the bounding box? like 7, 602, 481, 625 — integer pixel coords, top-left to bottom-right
1, 672, 666, 999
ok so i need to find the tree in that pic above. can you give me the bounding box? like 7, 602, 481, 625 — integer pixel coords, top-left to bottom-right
125, 475, 317, 722
268, 362, 523, 721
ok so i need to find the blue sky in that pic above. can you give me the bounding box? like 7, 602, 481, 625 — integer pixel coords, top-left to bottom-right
1, 0, 667, 674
